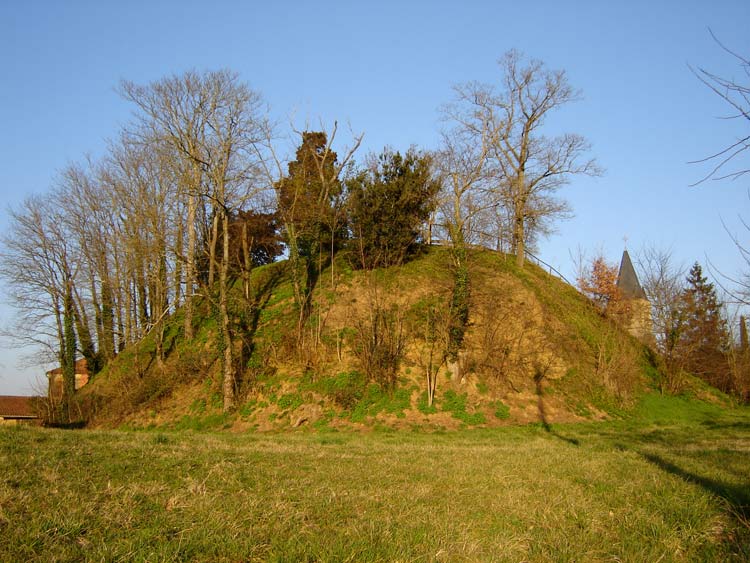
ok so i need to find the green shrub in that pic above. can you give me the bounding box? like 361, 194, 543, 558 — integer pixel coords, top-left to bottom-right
239, 400, 258, 417
320, 371, 367, 410
440, 390, 485, 425
492, 400, 510, 419
349, 385, 412, 423
277, 393, 304, 412
417, 391, 438, 415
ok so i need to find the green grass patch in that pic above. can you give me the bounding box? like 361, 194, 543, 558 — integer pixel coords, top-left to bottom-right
238, 399, 259, 417
634, 392, 727, 425
276, 392, 304, 412
312, 409, 336, 431
440, 390, 486, 425
302, 371, 414, 422
169, 412, 233, 432
2, 408, 748, 561
492, 400, 510, 419
305, 370, 367, 409
349, 385, 412, 422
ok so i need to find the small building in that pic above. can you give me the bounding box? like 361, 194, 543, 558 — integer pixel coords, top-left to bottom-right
46, 358, 89, 401
616, 250, 652, 341
0, 396, 40, 425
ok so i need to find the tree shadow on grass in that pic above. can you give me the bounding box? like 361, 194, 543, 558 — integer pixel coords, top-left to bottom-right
700, 419, 750, 431
535, 372, 580, 446
638, 451, 750, 520
637, 450, 750, 557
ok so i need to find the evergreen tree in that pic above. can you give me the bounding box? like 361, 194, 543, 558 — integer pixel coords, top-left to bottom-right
275, 132, 343, 340
676, 263, 732, 391
347, 148, 439, 269
277, 132, 341, 261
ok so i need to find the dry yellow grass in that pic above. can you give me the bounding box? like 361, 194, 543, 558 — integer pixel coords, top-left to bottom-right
2, 398, 748, 562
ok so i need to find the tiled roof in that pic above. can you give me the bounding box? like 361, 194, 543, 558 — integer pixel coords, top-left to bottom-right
0, 396, 38, 418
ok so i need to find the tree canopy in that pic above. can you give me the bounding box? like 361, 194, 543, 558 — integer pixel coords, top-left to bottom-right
347, 148, 440, 269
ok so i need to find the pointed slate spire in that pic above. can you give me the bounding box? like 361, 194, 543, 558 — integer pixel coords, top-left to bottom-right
617, 250, 647, 300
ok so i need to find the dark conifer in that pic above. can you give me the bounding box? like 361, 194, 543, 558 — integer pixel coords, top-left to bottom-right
676, 263, 732, 391
346, 148, 439, 270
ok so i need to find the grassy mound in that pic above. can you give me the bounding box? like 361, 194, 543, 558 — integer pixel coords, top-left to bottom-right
81, 247, 666, 430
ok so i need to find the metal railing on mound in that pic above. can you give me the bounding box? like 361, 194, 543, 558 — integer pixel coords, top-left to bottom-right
522, 249, 575, 287
429, 239, 575, 288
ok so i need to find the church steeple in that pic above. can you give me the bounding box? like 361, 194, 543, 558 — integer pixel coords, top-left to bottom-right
615, 249, 652, 341
617, 250, 647, 300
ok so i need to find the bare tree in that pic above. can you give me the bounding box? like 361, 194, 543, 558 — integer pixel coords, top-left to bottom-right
120, 71, 212, 342
448, 51, 601, 268
121, 70, 272, 411
635, 246, 686, 357
57, 161, 111, 371
690, 31, 750, 184
0, 195, 80, 421
436, 104, 496, 251
689, 34, 750, 315
101, 134, 181, 363
201, 73, 270, 412
435, 93, 499, 377
428, 117, 495, 376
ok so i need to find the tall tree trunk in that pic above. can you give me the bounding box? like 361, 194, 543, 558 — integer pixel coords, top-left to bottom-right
72, 286, 98, 374
116, 279, 132, 352
241, 221, 252, 301
285, 222, 306, 345
50, 293, 64, 409
220, 208, 235, 412
514, 213, 525, 268
136, 265, 149, 334
154, 281, 165, 368
513, 177, 526, 268
100, 276, 116, 360
184, 192, 197, 340
125, 278, 135, 347
173, 219, 183, 311
62, 282, 77, 423
88, 267, 104, 362
110, 245, 126, 353
208, 211, 219, 287
147, 247, 166, 367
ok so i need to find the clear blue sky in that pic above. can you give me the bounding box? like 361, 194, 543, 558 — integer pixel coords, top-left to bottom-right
1, 0, 748, 394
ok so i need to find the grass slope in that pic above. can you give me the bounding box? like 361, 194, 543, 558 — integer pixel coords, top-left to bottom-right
83, 247, 665, 430
2, 396, 748, 562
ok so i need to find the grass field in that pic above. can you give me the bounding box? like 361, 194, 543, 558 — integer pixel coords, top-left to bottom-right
1, 395, 749, 562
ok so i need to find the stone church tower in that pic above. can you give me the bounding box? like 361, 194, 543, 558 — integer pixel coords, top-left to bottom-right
616, 250, 652, 340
